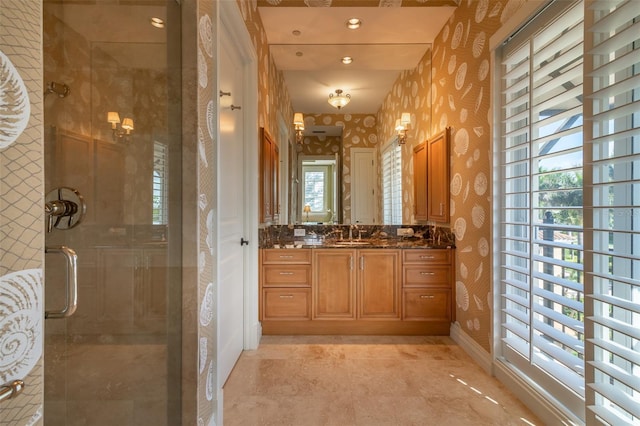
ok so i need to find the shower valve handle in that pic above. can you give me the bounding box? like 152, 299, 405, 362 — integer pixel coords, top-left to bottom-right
44, 187, 86, 233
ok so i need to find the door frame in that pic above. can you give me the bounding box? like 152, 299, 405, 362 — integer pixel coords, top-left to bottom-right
219, 1, 260, 351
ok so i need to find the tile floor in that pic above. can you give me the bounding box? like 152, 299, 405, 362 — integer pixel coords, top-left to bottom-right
223, 335, 540, 426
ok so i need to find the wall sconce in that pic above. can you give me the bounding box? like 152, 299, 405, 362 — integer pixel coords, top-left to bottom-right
395, 112, 411, 145
294, 112, 304, 143
303, 204, 311, 222
107, 111, 134, 141
328, 89, 351, 110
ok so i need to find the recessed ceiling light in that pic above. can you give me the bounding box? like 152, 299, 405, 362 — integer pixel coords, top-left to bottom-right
342, 56, 353, 65
150, 17, 165, 28
346, 18, 362, 30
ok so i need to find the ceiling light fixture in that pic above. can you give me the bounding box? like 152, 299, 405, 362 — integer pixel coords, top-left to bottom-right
328, 89, 351, 110
293, 112, 305, 143
150, 17, 165, 28
395, 112, 411, 145
346, 18, 362, 30
341, 56, 353, 65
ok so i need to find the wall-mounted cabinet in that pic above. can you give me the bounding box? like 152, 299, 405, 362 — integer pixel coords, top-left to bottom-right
260, 127, 279, 223
426, 128, 450, 223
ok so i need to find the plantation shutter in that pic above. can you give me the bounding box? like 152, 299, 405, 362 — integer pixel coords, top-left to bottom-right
584, 0, 640, 424
499, 0, 586, 417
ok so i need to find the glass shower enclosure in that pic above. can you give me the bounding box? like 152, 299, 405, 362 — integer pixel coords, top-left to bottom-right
42, 1, 182, 424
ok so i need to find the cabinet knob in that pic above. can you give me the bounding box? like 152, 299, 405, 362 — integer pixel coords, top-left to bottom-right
279, 294, 294, 299
420, 272, 436, 276
420, 255, 435, 259
279, 272, 294, 275
279, 255, 293, 259
420, 295, 435, 299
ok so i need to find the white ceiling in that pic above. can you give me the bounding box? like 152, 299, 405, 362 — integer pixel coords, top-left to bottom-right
259, 6, 457, 115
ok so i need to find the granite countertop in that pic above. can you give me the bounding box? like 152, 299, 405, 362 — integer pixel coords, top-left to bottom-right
267, 238, 454, 250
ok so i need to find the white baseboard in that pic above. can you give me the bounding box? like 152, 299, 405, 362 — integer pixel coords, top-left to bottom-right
449, 322, 492, 374
244, 321, 262, 350
450, 323, 583, 425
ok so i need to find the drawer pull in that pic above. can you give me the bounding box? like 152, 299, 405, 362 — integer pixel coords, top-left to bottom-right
279, 295, 294, 299
420, 255, 435, 259
279, 272, 294, 275
420, 295, 435, 299
420, 272, 436, 275
279, 255, 294, 258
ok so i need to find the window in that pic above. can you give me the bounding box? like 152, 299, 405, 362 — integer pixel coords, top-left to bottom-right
498, 0, 586, 417
382, 143, 402, 224
584, 1, 640, 424
301, 162, 334, 218
152, 141, 168, 225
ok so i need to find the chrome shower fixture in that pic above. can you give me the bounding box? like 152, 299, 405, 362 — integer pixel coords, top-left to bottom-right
44, 81, 71, 98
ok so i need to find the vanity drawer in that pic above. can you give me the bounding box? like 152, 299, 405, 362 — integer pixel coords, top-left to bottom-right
262, 249, 311, 264
262, 288, 311, 320
403, 265, 451, 287
262, 265, 311, 287
403, 249, 451, 264
403, 289, 451, 321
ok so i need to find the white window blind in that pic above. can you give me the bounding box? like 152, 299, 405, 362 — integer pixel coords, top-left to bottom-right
499, 0, 586, 416
152, 141, 168, 225
585, 1, 640, 424
382, 143, 402, 224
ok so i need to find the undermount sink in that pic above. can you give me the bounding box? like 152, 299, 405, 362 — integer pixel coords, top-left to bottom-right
331, 240, 372, 246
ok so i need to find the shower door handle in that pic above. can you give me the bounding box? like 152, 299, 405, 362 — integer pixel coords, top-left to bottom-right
45, 246, 78, 319
0, 380, 24, 403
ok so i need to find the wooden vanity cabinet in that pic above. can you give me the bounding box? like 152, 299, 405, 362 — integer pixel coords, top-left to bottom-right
260, 249, 311, 320
259, 247, 452, 335
402, 249, 453, 324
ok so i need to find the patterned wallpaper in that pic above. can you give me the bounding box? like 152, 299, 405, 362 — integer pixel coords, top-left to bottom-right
196, 1, 217, 424
238, 0, 293, 149
0, 1, 45, 424
431, 0, 526, 352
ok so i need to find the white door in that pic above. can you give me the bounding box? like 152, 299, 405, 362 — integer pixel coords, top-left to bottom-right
351, 148, 376, 223
217, 19, 246, 394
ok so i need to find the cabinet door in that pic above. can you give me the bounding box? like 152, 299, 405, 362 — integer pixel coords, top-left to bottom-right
260, 127, 274, 222
358, 249, 401, 319
96, 248, 139, 325
137, 248, 168, 330
413, 142, 427, 221
312, 249, 356, 319
427, 128, 450, 223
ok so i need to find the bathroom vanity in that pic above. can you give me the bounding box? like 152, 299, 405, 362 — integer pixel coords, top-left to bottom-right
259, 233, 455, 335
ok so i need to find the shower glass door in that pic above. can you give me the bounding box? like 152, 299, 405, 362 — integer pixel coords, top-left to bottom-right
42, 1, 182, 424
